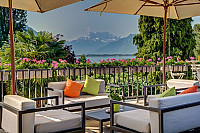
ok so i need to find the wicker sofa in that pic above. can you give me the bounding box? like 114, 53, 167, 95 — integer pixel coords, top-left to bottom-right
110, 92, 200, 133
46, 79, 111, 110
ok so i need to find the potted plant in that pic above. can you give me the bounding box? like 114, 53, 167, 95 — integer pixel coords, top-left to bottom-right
108, 93, 122, 112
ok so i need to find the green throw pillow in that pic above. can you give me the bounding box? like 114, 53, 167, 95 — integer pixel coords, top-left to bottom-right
82, 75, 100, 95
158, 87, 176, 98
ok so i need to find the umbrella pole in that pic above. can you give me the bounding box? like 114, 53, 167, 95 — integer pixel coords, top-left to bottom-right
8, 0, 16, 95
163, 6, 168, 84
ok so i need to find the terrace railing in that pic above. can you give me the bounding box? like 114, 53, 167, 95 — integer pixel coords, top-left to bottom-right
0, 65, 193, 102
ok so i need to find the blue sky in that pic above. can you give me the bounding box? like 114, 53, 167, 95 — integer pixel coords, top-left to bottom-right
27, 0, 200, 41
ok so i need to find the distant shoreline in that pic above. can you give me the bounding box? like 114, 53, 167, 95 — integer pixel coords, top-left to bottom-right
76, 54, 134, 57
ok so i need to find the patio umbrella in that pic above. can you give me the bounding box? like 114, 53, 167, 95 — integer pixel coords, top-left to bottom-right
2, 0, 82, 95
85, 0, 200, 83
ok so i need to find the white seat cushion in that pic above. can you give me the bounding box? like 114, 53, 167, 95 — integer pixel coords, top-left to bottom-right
115, 109, 150, 133
64, 93, 110, 109
35, 110, 81, 133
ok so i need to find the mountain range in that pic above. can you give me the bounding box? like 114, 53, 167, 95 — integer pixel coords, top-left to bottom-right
67, 32, 137, 55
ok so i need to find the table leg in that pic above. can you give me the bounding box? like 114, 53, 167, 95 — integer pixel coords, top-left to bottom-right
99, 120, 103, 133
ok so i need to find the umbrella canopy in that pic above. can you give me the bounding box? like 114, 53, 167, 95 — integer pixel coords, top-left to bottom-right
85, 0, 200, 19
4, 0, 82, 95
1, 0, 82, 13
85, 0, 200, 83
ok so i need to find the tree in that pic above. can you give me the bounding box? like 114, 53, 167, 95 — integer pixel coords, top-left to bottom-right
0, 29, 70, 63
133, 16, 196, 61
193, 24, 200, 58
0, 7, 27, 47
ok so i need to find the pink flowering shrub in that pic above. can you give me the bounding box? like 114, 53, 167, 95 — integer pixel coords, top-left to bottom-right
0, 56, 196, 70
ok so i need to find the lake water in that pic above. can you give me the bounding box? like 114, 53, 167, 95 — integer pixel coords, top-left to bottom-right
75, 55, 135, 63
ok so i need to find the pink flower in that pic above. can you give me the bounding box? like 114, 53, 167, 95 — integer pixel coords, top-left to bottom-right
100, 60, 105, 63
4, 64, 7, 66
86, 59, 92, 64
190, 57, 195, 60
52, 61, 58, 64
137, 58, 143, 61
130, 58, 134, 62
106, 59, 109, 61
59, 59, 62, 62
157, 58, 160, 60
76, 60, 80, 64
32, 59, 37, 62
177, 57, 180, 61
147, 59, 152, 62
19, 58, 22, 60
87, 59, 91, 62
52, 64, 58, 68
25, 58, 31, 62
0, 63, 1, 66
169, 56, 173, 59
110, 58, 116, 61
42, 60, 46, 62
8, 64, 11, 66
36, 60, 43, 64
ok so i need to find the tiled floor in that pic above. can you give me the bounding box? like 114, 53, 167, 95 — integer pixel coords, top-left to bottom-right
85, 119, 124, 133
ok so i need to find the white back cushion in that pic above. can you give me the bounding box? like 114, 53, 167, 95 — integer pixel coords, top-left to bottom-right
2, 95, 36, 133
149, 92, 200, 133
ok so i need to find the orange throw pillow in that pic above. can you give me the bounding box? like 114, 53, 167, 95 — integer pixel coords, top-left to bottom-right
179, 85, 198, 95
64, 78, 83, 98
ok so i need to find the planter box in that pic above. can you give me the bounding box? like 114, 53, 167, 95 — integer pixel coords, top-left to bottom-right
179, 66, 183, 71
183, 66, 188, 71
173, 66, 179, 71
0, 71, 9, 81
29, 70, 53, 79
57, 69, 87, 77
129, 67, 137, 73
114, 67, 123, 73
160, 66, 170, 72
93, 68, 108, 74
16, 71, 29, 79
138, 66, 143, 72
